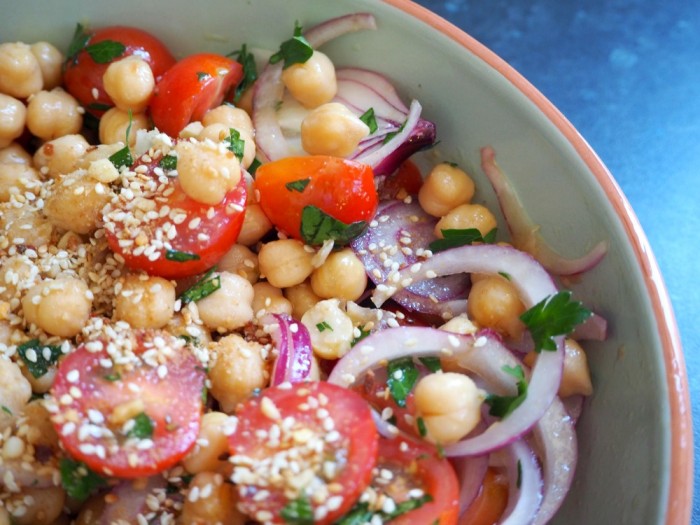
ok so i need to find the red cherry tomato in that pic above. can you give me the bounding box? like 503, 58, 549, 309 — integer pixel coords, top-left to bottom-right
228, 381, 379, 524
149, 53, 243, 137
51, 331, 206, 478
458, 468, 509, 525
254, 155, 378, 242
104, 153, 247, 279
63, 26, 176, 116
373, 437, 460, 525
379, 159, 424, 200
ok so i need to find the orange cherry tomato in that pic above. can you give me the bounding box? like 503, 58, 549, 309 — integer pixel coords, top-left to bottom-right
459, 468, 509, 525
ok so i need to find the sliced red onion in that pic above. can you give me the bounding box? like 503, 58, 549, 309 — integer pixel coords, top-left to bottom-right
452, 446, 489, 514
561, 394, 584, 423
263, 313, 313, 385
303, 12, 377, 47
480, 146, 608, 276
499, 439, 543, 525
0, 459, 57, 490
570, 311, 608, 341
350, 199, 469, 318
335, 68, 407, 121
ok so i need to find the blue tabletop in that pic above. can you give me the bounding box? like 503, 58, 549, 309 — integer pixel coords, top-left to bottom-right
416, 0, 700, 521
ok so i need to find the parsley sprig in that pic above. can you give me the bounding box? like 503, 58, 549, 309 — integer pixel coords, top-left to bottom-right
300, 205, 367, 246
228, 44, 258, 102
269, 22, 313, 69
485, 364, 528, 418
429, 228, 497, 253
386, 357, 419, 408
179, 267, 221, 304
60, 458, 107, 501
17, 339, 62, 378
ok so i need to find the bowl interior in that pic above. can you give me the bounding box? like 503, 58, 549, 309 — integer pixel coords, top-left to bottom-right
3, 0, 685, 523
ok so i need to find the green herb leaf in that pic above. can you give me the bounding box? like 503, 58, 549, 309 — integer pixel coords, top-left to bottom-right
60, 457, 107, 501
1, 405, 12, 415
485, 364, 528, 418
103, 372, 121, 382
517, 459, 523, 489
280, 495, 314, 525
519, 290, 592, 353
419, 356, 442, 373
128, 412, 155, 439
17, 339, 62, 378
359, 108, 378, 134
300, 205, 367, 246
87, 102, 113, 112
165, 249, 200, 262
316, 321, 333, 332
180, 268, 221, 304
429, 227, 497, 253
386, 357, 419, 408
269, 22, 313, 69
382, 120, 406, 144
159, 154, 177, 170
226, 128, 246, 162
108, 110, 134, 169
285, 178, 311, 193
335, 503, 373, 525
178, 334, 201, 346
196, 71, 211, 81
416, 416, 427, 437
66, 23, 90, 64
85, 40, 126, 64
383, 495, 433, 520
248, 158, 262, 176
351, 326, 371, 347
229, 43, 258, 103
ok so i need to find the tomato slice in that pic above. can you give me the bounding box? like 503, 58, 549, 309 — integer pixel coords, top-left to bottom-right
149, 53, 243, 137
228, 381, 379, 524
254, 156, 378, 243
63, 26, 176, 116
103, 152, 247, 279
50, 330, 206, 478
459, 468, 509, 525
379, 159, 424, 200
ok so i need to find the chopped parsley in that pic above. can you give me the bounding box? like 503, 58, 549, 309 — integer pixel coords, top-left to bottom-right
226, 128, 245, 161
159, 154, 178, 170
128, 412, 155, 439
386, 357, 419, 408
108, 110, 134, 169
300, 205, 367, 246
520, 290, 592, 353
85, 39, 126, 64
60, 458, 107, 501
269, 22, 313, 69
179, 268, 221, 304
517, 459, 523, 488
65, 23, 91, 64
285, 178, 311, 193
17, 339, 62, 378
248, 157, 262, 176
1, 405, 12, 415
165, 249, 200, 262
228, 43, 258, 102
103, 372, 121, 382
351, 326, 371, 347
359, 107, 378, 134
87, 101, 113, 112
280, 495, 314, 524
416, 416, 427, 437
429, 227, 497, 253
485, 364, 528, 418
336, 495, 433, 524
419, 356, 442, 373
316, 321, 333, 332
382, 120, 406, 144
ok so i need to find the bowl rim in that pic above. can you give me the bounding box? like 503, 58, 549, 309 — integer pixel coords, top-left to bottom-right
386, 0, 694, 522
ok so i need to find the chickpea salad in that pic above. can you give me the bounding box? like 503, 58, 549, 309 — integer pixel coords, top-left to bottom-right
0, 12, 607, 525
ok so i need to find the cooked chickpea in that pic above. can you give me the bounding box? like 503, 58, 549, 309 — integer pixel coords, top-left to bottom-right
284, 280, 322, 319
30, 41, 63, 89
203, 104, 254, 137
435, 203, 498, 239
0, 142, 32, 165
301, 102, 370, 157
98, 107, 148, 146
102, 56, 155, 112
0, 203, 53, 247
5, 485, 65, 525
301, 298, 354, 359
0, 163, 41, 202
175, 140, 241, 205
22, 277, 92, 337
196, 272, 254, 331
237, 203, 273, 246
179, 120, 204, 139
166, 313, 212, 347
75, 142, 124, 169
252, 281, 293, 317
258, 239, 314, 288
0, 255, 36, 303
0, 358, 32, 425
183, 411, 238, 474
21, 364, 56, 394
180, 472, 246, 525
87, 157, 120, 184
33, 133, 90, 179
217, 243, 259, 284
0, 93, 26, 148
467, 275, 525, 339
310, 248, 367, 301
414, 372, 483, 445
418, 163, 476, 218
281, 50, 337, 108
525, 339, 593, 397
440, 313, 478, 335
19, 399, 61, 450
114, 274, 176, 329
0, 42, 43, 98
197, 123, 256, 169
209, 333, 268, 413
26, 87, 82, 140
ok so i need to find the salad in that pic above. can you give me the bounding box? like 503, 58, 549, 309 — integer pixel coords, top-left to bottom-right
0, 12, 608, 525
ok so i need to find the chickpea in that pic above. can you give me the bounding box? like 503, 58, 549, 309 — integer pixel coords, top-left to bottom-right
0, 42, 43, 98
22, 277, 92, 338
0, 357, 32, 425
418, 163, 476, 218
98, 107, 149, 146
197, 123, 256, 169
467, 275, 525, 339
75, 143, 124, 169
21, 364, 56, 394
281, 50, 337, 108
237, 203, 273, 246
0, 93, 26, 148
196, 272, 254, 332
284, 280, 322, 319
18, 399, 61, 451
114, 274, 176, 329
252, 281, 293, 317
33, 134, 90, 179
0, 142, 32, 165
301, 298, 354, 360
209, 333, 268, 413
30, 41, 63, 89
435, 203, 498, 239
175, 140, 241, 205
310, 248, 367, 301
0, 163, 41, 202
414, 372, 483, 445
217, 243, 259, 284
203, 105, 254, 137
0, 203, 53, 248
166, 313, 212, 347
26, 88, 82, 140
183, 411, 238, 474
102, 56, 155, 112
301, 102, 370, 157
440, 313, 478, 335
180, 472, 246, 525
179, 121, 204, 139
0, 255, 37, 303
258, 239, 314, 288
87, 157, 120, 184
5, 485, 65, 525
525, 339, 593, 397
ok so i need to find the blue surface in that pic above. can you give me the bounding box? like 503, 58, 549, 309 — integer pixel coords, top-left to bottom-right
416, 0, 699, 521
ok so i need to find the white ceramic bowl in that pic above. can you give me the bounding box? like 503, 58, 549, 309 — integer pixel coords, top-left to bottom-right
3, 0, 692, 523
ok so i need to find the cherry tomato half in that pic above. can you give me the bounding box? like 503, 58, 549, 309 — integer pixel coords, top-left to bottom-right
149, 53, 243, 137
51, 330, 206, 478
254, 155, 378, 243
379, 159, 424, 200
458, 468, 509, 525
228, 381, 379, 524
104, 153, 247, 279
63, 26, 176, 116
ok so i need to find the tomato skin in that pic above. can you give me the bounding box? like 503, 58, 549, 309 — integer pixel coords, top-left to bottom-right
228, 381, 379, 524
63, 26, 176, 116
254, 155, 378, 241
458, 468, 509, 525
51, 331, 205, 478
149, 53, 243, 137
379, 159, 424, 200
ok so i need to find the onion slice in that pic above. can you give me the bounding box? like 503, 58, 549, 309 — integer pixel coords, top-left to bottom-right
263, 313, 313, 385
480, 146, 608, 276
499, 439, 543, 525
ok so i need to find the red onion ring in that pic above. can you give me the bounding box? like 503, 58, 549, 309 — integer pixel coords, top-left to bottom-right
263, 313, 313, 385
499, 439, 544, 525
